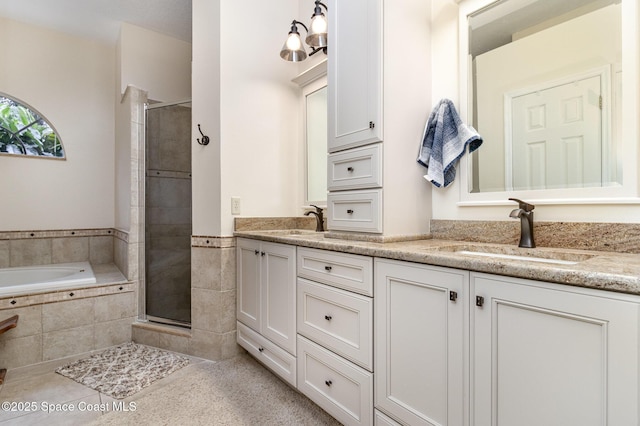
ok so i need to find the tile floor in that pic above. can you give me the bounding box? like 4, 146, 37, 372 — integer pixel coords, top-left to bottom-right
0, 348, 206, 425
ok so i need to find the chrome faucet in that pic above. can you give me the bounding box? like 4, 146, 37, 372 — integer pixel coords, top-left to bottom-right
304, 204, 325, 232
509, 198, 535, 248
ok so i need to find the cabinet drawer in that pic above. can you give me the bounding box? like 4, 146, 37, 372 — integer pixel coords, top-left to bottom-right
327, 189, 382, 233
297, 278, 373, 370
297, 247, 373, 296
237, 321, 296, 387
328, 144, 382, 191
297, 335, 373, 426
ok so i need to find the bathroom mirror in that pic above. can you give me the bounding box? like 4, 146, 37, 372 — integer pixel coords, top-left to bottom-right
294, 59, 328, 206
305, 83, 327, 204
458, 0, 638, 203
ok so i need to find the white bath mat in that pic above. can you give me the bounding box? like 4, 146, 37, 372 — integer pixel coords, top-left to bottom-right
55, 342, 190, 399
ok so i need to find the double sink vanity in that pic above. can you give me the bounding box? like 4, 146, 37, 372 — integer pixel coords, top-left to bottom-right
235, 226, 640, 426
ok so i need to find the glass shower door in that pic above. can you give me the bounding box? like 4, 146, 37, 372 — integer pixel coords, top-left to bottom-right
145, 101, 192, 326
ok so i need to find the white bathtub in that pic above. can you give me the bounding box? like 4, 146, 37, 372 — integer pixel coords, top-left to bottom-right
0, 262, 97, 297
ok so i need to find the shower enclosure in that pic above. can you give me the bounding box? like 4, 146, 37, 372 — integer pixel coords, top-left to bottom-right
144, 101, 192, 326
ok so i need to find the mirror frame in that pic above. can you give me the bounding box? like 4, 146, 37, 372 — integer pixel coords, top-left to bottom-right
457, 0, 640, 207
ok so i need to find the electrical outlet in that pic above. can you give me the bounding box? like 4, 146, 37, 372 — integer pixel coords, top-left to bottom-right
231, 197, 241, 215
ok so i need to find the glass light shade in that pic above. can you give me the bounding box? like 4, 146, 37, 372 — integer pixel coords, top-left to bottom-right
306, 14, 328, 48
280, 32, 307, 61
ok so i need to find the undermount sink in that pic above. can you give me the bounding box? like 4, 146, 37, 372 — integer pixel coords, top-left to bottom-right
432, 244, 595, 265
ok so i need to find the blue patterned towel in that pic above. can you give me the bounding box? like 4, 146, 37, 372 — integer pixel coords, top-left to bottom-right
417, 99, 482, 187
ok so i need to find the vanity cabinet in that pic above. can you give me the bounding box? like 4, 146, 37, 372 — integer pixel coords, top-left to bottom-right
375, 260, 640, 426
236, 238, 297, 385
374, 259, 467, 426
296, 247, 374, 426
325, 0, 384, 235
471, 273, 640, 426
326, 0, 431, 237
327, 0, 382, 152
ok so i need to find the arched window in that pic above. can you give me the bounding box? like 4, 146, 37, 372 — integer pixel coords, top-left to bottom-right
0, 94, 65, 158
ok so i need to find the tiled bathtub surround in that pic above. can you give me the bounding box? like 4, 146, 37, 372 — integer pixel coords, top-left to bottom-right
0, 229, 137, 370
0, 229, 115, 268
0, 264, 135, 369
132, 236, 240, 361
430, 220, 640, 254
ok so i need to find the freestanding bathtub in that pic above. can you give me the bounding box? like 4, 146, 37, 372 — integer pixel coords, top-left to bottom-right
0, 262, 97, 297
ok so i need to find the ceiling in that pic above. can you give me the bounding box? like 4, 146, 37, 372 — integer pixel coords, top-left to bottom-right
0, 0, 192, 45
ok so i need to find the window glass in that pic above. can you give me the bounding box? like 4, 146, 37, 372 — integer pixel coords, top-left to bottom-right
0, 94, 65, 158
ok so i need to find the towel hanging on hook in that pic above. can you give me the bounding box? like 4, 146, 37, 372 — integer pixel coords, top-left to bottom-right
197, 124, 210, 146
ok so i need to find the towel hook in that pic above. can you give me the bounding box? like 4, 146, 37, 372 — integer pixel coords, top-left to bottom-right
197, 124, 210, 146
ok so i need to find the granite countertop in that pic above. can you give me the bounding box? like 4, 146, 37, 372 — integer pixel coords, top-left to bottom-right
234, 230, 640, 295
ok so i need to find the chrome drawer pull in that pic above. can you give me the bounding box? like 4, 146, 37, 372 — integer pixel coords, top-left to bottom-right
324, 315, 332, 321
347, 209, 354, 214
324, 265, 332, 271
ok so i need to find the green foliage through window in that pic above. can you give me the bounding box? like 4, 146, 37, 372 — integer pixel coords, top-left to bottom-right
0, 94, 65, 158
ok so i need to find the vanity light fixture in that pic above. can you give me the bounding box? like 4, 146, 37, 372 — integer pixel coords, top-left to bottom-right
306, 1, 328, 48
280, 1, 328, 62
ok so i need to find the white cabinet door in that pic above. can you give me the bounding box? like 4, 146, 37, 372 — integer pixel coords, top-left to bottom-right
471, 273, 640, 426
261, 242, 297, 355
328, 0, 383, 152
375, 259, 467, 426
236, 238, 297, 356
236, 238, 261, 332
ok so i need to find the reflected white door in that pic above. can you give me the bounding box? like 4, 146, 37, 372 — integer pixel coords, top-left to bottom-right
510, 75, 602, 190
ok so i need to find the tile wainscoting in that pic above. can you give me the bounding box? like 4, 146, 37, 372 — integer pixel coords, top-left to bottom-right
132, 236, 241, 361
0, 228, 136, 369
0, 228, 115, 268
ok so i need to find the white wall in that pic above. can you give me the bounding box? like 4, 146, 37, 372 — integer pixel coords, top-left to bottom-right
430, 0, 640, 223
192, 0, 301, 237
383, 0, 433, 237
118, 23, 191, 103
114, 25, 190, 232
0, 17, 115, 231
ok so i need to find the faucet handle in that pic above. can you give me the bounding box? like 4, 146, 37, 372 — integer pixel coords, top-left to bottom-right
310, 204, 323, 213
508, 198, 535, 212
